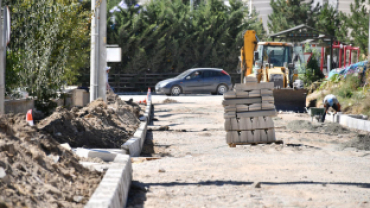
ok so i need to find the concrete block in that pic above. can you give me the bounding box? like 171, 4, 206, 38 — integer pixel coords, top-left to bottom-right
237, 110, 276, 118
226, 131, 239, 143
224, 106, 236, 112
236, 104, 249, 112
261, 89, 273, 96
262, 101, 275, 110
239, 118, 253, 131
121, 137, 141, 157
235, 91, 249, 98
248, 90, 261, 98
72, 89, 90, 107
222, 98, 262, 106
267, 129, 276, 142
224, 112, 236, 119
243, 76, 257, 83
241, 131, 255, 143
223, 91, 237, 99
259, 130, 268, 143
235, 82, 274, 90
262, 95, 274, 102
5, 99, 35, 114
87, 150, 117, 162
85, 155, 132, 208
224, 118, 239, 131
248, 103, 262, 111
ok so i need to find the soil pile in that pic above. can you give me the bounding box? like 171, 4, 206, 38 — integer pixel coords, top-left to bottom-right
343, 134, 370, 150
287, 120, 350, 134
38, 98, 141, 148
0, 114, 103, 208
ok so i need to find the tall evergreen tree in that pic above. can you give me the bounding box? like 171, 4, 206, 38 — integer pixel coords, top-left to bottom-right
107, 0, 264, 74
337, 0, 370, 56
314, 3, 340, 37
268, 0, 316, 34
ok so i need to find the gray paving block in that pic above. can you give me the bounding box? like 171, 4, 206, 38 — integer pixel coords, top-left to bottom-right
267, 129, 276, 142
235, 82, 274, 90
226, 131, 239, 143
261, 89, 273, 95
243, 76, 257, 83
223, 91, 237, 99
224, 112, 236, 119
237, 110, 276, 118
259, 130, 268, 143
248, 90, 261, 98
241, 131, 255, 143
239, 118, 253, 131
224, 106, 236, 113
235, 91, 249, 98
236, 104, 249, 112
121, 137, 141, 157
222, 98, 262, 106
262, 95, 274, 102
224, 119, 239, 131
248, 103, 262, 111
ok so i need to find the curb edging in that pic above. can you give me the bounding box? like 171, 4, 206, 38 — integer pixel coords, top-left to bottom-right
84, 154, 132, 208
328, 113, 370, 132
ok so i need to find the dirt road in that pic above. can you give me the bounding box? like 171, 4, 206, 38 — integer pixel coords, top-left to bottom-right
122, 95, 370, 208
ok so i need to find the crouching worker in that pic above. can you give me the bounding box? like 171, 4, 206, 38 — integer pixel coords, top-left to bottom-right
321, 94, 341, 122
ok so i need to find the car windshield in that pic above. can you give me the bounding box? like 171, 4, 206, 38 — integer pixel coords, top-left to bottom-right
176, 69, 193, 79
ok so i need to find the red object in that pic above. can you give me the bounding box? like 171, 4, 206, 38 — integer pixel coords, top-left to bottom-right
26, 109, 34, 126
221, 70, 229, 75
332, 41, 360, 68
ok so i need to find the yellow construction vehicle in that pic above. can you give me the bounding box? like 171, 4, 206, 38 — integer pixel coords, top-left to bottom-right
238, 30, 307, 112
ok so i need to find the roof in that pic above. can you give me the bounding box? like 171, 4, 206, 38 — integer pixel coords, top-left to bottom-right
189, 68, 223, 71
268, 24, 335, 43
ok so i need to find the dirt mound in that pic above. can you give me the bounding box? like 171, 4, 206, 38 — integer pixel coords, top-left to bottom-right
343, 134, 370, 151
287, 120, 350, 134
163, 98, 178, 104
37, 98, 140, 148
0, 115, 103, 208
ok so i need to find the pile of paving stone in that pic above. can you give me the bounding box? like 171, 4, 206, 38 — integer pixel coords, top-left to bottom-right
223, 77, 277, 146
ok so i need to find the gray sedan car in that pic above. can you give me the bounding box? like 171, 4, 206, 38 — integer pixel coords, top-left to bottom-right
155, 68, 232, 96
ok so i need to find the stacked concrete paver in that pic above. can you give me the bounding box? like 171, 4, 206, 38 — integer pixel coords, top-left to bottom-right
223, 78, 277, 146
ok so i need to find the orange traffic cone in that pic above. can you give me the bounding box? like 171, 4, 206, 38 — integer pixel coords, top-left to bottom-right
147, 88, 152, 103
26, 109, 34, 126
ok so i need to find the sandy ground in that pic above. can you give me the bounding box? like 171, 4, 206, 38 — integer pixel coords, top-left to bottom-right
121, 95, 370, 208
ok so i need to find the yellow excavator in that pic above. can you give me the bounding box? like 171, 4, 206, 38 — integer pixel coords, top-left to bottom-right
239, 30, 307, 112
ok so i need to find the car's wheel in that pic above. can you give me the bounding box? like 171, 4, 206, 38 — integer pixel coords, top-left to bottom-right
171, 86, 182, 96
217, 84, 228, 95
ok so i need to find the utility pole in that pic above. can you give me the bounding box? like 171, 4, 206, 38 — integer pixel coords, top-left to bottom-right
0, 2, 5, 115
98, 0, 107, 102
90, 0, 107, 102
90, 0, 97, 102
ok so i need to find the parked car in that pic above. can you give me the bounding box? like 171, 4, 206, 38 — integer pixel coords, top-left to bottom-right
155, 68, 232, 96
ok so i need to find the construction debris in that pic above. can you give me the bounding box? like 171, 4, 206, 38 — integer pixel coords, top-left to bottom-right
0, 114, 104, 208
223, 78, 278, 146
37, 98, 141, 148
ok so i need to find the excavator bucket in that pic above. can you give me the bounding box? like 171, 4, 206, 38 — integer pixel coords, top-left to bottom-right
273, 88, 308, 113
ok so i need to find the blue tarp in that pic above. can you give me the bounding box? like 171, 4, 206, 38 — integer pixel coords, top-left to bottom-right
328, 61, 368, 79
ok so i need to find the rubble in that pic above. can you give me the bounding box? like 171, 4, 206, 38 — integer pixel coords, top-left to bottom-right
0, 114, 104, 208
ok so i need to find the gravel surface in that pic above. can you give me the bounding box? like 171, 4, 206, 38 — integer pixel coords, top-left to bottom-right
122, 95, 370, 208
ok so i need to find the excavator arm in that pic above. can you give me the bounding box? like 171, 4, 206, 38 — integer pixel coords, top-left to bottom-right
240, 30, 258, 82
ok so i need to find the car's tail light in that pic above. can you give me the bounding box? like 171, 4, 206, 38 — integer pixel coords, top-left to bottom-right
221, 70, 229, 75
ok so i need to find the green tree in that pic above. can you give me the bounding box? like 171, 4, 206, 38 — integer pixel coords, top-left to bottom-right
4, 0, 90, 113
268, 0, 316, 33
107, 0, 264, 75
337, 0, 370, 56
314, 3, 340, 37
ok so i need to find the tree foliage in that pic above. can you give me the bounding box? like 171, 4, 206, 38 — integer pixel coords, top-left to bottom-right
268, 0, 317, 33
107, 0, 265, 74
337, 0, 370, 56
4, 0, 90, 114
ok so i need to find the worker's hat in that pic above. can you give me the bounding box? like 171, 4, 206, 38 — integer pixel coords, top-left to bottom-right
106, 66, 111, 71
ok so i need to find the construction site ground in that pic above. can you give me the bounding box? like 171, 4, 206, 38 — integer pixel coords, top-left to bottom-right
122, 95, 370, 208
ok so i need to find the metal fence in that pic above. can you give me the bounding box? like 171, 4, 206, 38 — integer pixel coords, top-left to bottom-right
85, 72, 243, 93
